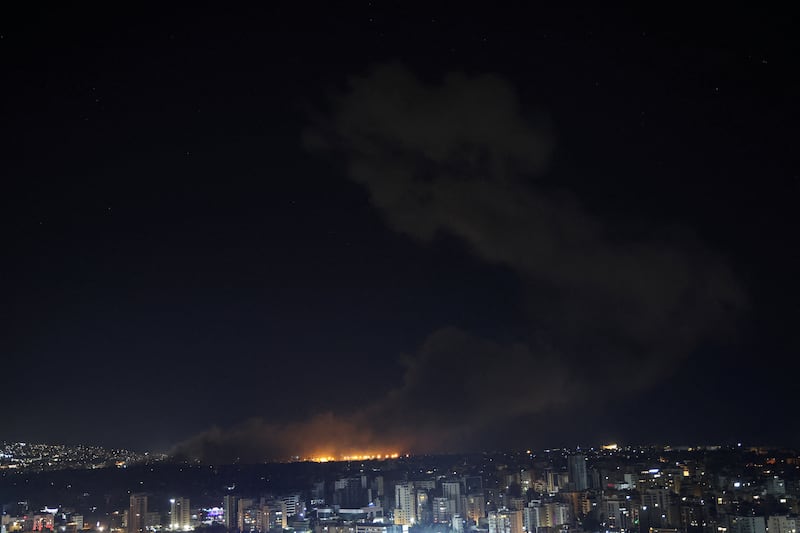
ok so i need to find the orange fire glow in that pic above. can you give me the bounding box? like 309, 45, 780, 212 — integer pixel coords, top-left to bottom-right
305, 452, 401, 463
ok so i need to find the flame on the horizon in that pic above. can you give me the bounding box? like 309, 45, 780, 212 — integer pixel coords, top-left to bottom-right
305, 452, 401, 463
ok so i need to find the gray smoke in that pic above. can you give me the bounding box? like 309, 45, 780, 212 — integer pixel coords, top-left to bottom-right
173, 64, 744, 463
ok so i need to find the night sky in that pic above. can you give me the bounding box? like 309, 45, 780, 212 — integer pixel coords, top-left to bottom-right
2, 5, 798, 460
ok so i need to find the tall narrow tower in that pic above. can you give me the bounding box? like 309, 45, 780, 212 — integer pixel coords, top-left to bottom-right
568, 454, 588, 491
170, 498, 191, 530
129, 494, 148, 533
224, 495, 237, 531
394, 482, 416, 525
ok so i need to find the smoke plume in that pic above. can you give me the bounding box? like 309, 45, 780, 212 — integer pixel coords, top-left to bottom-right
173, 64, 744, 463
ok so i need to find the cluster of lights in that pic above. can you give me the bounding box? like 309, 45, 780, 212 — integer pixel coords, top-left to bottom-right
307, 453, 401, 463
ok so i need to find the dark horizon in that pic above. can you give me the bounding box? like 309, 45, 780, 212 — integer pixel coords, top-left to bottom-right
3, 5, 798, 459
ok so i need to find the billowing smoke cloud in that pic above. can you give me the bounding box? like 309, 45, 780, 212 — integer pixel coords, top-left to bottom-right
174, 64, 745, 463
175, 328, 574, 462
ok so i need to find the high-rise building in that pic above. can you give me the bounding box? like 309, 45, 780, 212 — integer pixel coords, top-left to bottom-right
488, 511, 502, 533
523, 504, 542, 532
548, 503, 569, 527
235, 499, 272, 533
255, 506, 270, 533
545, 471, 561, 494
568, 454, 588, 491
442, 481, 463, 517
394, 483, 416, 526
731, 516, 767, 533
416, 490, 431, 524
279, 502, 289, 529
642, 488, 674, 528
527, 502, 569, 528
452, 515, 464, 533
170, 498, 191, 531
129, 494, 148, 533
590, 468, 602, 490
509, 499, 526, 512
279, 494, 303, 519
561, 491, 586, 520
334, 478, 367, 508
767, 516, 798, 533
488, 510, 523, 533
508, 510, 523, 533
520, 470, 534, 491
466, 495, 486, 526
224, 495, 237, 531
237, 499, 254, 532
433, 497, 450, 524
605, 498, 634, 531
145, 513, 161, 529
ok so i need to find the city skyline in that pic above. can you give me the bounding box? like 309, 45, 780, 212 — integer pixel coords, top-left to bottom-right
3, 5, 799, 458
1, 444, 800, 533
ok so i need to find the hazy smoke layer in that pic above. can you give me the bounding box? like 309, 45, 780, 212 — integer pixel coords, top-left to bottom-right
174, 65, 744, 463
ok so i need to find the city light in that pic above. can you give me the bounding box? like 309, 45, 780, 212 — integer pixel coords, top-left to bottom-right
1, 443, 794, 533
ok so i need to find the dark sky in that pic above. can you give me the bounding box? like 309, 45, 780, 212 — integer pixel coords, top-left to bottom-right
2, 5, 798, 460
